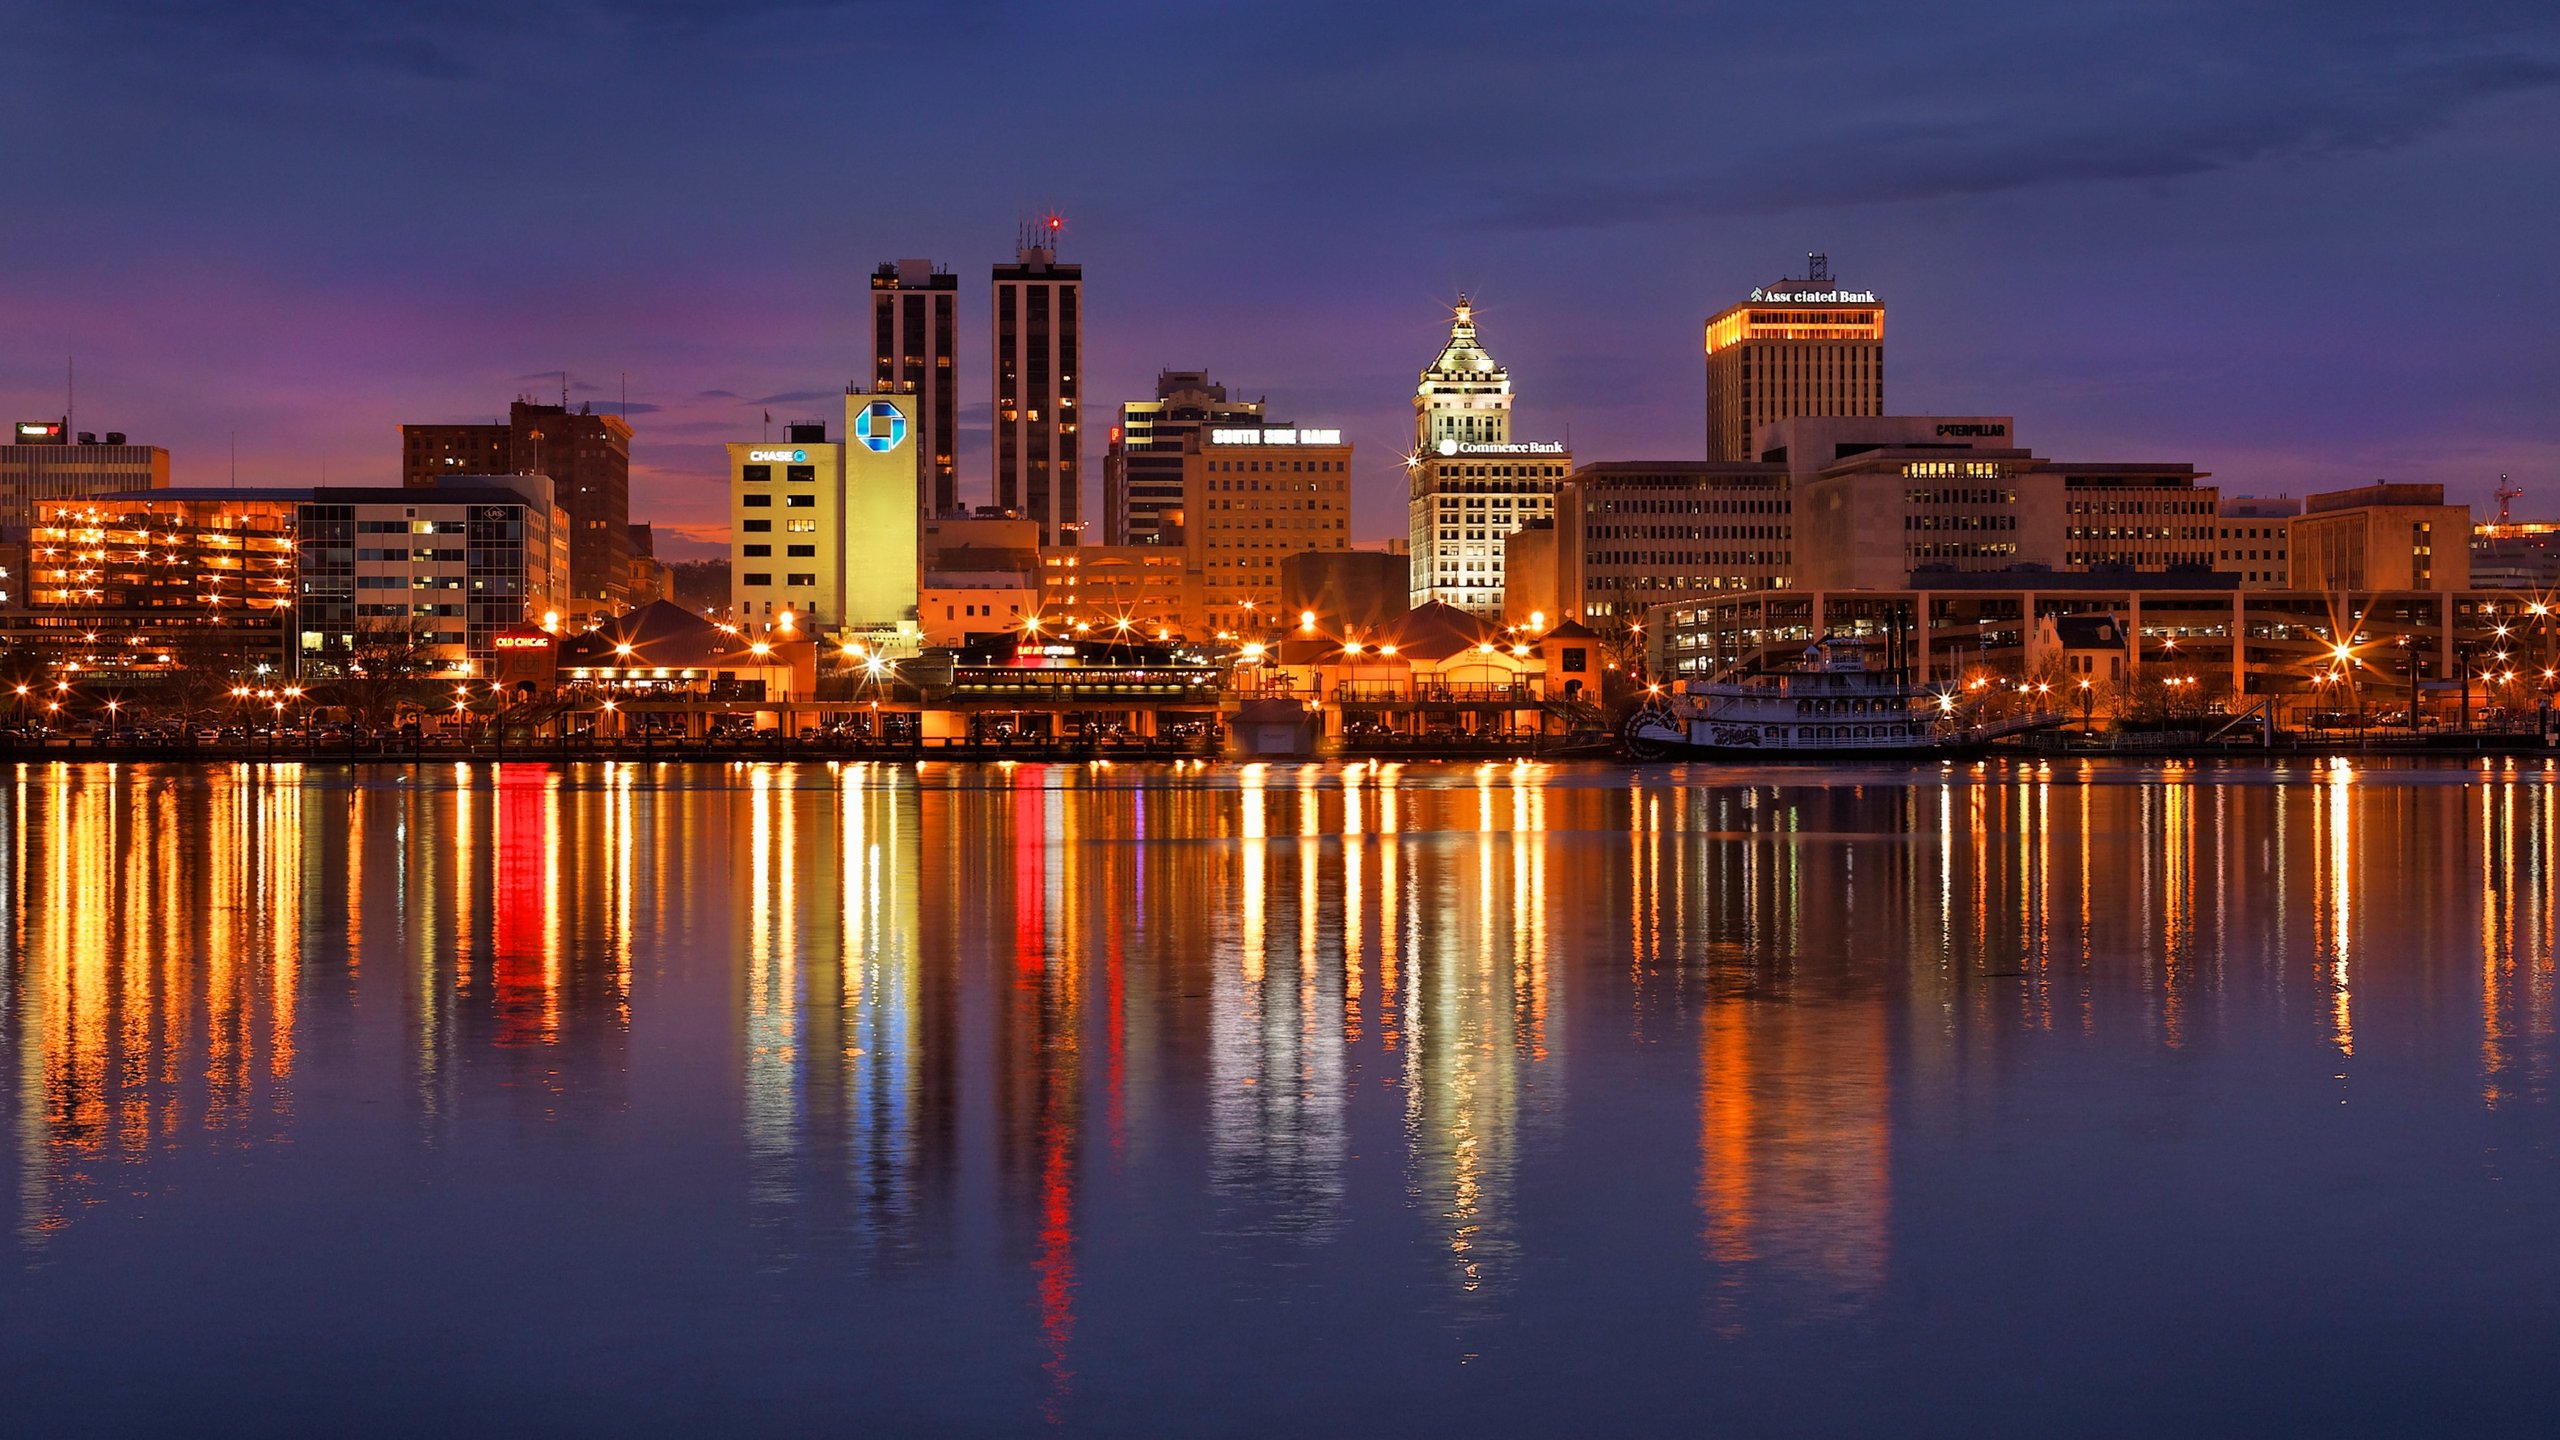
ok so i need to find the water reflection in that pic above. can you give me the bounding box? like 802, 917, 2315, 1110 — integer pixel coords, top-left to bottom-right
2, 760, 2557, 1430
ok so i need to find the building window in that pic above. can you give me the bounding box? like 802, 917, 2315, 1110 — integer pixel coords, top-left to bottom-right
742, 519, 771, 532
787, 465, 816, 483
786, 495, 815, 508
742, 544, 771, 557
743, 495, 771, 508
786, 544, 815, 557
743, 572, 772, 587
786, 519, 817, 533
785, 573, 816, 586
742, 465, 771, 483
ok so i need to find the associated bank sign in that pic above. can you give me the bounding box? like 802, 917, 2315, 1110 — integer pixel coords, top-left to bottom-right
1748, 287, 1880, 304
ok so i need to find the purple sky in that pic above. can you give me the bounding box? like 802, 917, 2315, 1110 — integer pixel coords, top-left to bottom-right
5, 1, 2556, 558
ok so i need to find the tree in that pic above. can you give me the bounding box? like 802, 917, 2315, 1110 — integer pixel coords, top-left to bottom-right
323, 621, 441, 731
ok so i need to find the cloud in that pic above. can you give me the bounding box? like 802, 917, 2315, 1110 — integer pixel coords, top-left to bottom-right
1480, 32, 2560, 229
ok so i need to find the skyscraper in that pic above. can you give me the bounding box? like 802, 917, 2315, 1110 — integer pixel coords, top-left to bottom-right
1102, 370, 1265, 546
992, 225, 1082, 545
400, 399, 632, 616
871, 258, 959, 518
1404, 298, 1571, 613
1703, 254, 1884, 461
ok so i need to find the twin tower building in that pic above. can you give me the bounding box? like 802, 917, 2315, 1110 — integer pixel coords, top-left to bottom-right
727, 231, 1080, 651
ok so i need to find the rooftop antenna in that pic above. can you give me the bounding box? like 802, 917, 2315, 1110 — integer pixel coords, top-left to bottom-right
560, 371, 569, 409
1806, 252, 1831, 285
230, 430, 237, 488
65, 354, 73, 439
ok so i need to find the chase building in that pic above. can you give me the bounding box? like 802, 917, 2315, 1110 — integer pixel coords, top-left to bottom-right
730, 388, 922, 647
1404, 297, 1571, 614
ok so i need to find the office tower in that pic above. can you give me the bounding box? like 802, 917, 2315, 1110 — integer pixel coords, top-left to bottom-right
1404, 298, 1571, 613
1, 420, 170, 531
400, 399, 633, 616
1704, 254, 1885, 461
1102, 370, 1266, 546
727, 389, 923, 645
871, 258, 959, 517
838, 388, 923, 641
992, 226, 1082, 545
1187, 424, 1354, 636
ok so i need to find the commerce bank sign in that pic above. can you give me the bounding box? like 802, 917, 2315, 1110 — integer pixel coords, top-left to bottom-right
1436, 439, 1567, 457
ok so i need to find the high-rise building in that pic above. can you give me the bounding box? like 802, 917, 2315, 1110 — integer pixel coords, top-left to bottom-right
992, 228, 1082, 545
1186, 424, 1354, 636
1403, 298, 1571, 614
1102, 370, 1266, 546
1704, 255, 1885, 461
400, 399, 633, 616
1, 421, 170, 532
871, 259, 959, 518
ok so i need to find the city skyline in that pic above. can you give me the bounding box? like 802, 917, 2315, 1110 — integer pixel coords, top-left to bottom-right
5, 4, 2554, 557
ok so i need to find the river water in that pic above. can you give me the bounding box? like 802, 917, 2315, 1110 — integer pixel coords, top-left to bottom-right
3, 758, 2557, 1436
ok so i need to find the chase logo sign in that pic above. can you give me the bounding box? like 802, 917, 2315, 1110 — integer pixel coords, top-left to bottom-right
854, 401, 909, 454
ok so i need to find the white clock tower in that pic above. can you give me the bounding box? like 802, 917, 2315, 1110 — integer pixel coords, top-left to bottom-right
1405, 298, 1570, 613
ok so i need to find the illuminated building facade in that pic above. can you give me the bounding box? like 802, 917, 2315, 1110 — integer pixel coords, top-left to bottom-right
400, 400, 634, 616
16, 489, 298, 680
1648, 575, 2547, 724
729, 393, 923, 647
1184, 425, 1354, 636
2058, 464, 2221, 572
1039, 544, 1192, 638
1704, 254, 1884, 461
1404, 300, 1570, 613
871, 258, 960, 518
1553, 461, 1794, 629
731, 424, 841, 630
1, 420, 169, 531
1102, 370, 1265, 546
2474, 519, 2560, 590
993, 230, 1082, 545
2291, 483, 2471, 591
294, 478, 568, 676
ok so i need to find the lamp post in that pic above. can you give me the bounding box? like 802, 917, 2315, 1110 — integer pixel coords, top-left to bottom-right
2077, 677, 2094, 737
